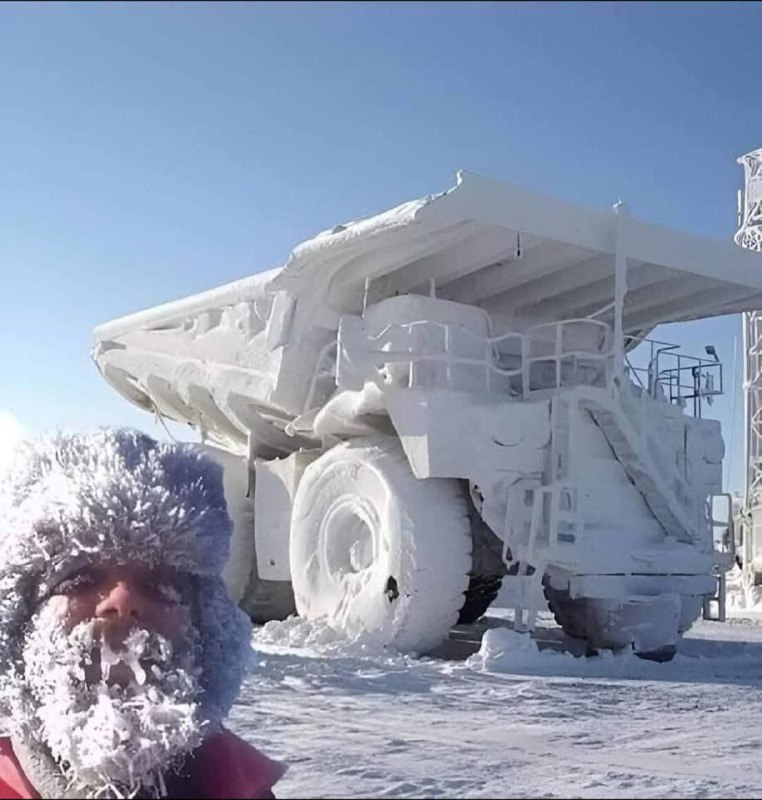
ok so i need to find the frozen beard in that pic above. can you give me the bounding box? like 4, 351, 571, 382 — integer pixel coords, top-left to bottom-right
19, 600, 205, 799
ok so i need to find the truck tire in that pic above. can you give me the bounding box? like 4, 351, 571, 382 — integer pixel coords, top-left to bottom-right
239, 575, 297, 624
289, 436, 471, 654
457, 575, 503, 625
677, 595, 703, 634
542, 576, 678, 662
542, 578, 593, 643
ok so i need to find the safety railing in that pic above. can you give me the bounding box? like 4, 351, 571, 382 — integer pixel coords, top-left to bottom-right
623, 334, 724, 418
524, 319, 612, 395
354, 317, 613, 399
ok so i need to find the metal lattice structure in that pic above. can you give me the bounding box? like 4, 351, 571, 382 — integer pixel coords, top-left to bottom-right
737, 149, 762, 579
737, 149, 762, 251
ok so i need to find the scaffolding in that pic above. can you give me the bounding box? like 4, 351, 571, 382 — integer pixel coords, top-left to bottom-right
737, 149, 762, 580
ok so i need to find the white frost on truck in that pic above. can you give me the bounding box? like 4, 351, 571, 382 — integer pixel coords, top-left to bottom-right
92, 170, 762, 660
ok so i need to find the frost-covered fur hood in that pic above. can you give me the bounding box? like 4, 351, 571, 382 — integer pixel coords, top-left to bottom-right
0, 428, 253, 726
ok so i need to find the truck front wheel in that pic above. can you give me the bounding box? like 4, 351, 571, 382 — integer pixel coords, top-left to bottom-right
289, 437, 471, 654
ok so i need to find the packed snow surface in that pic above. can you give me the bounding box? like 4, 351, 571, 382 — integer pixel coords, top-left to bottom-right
229, 604, 762, 798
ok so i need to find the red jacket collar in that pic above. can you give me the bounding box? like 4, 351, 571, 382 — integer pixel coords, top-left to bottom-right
0, 731, 285, 799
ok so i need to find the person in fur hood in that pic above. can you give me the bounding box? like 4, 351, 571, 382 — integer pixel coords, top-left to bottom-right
0, 428, 285, 799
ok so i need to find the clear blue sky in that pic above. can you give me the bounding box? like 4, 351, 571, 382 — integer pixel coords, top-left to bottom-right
1, 1, 760, 493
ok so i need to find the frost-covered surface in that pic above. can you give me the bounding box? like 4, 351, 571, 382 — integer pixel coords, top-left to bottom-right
726, 565, 762, 615
230, 608, 762, 799
289, 438, 472, 655
0, 430, 253, 728
18, 605, 203, 798
0, 429, 256, 797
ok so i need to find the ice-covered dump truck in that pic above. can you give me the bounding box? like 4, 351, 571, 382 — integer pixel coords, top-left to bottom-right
92, 171, 762, 660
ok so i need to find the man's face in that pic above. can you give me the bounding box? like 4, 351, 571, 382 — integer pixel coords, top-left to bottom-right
20, 562, 206, 798
49, 563, 194, 687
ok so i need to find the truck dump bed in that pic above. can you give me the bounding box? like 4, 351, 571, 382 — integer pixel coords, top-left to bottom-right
93, 170, 762, 455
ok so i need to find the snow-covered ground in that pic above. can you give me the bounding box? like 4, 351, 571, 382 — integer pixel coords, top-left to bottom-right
229, 595, 762, 799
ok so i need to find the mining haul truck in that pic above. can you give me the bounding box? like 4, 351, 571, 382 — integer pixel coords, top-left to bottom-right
93, 171, 759, 660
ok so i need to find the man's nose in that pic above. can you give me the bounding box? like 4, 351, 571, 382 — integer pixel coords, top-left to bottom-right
94, 579, 150, 621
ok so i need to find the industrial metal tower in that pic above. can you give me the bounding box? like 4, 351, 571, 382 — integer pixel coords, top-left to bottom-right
736, 148, 762, 583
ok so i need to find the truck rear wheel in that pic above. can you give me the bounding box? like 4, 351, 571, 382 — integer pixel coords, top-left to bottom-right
542, 576, 679, 662
289, 437, 471, 654
542, 578, 590, 642
201, 444, 298, 624
239, 576, 297, 624
457, 575, 503, 625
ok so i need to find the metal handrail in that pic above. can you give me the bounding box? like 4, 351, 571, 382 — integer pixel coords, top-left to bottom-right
623, 333, 723, 417
359, 317, 613, 397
